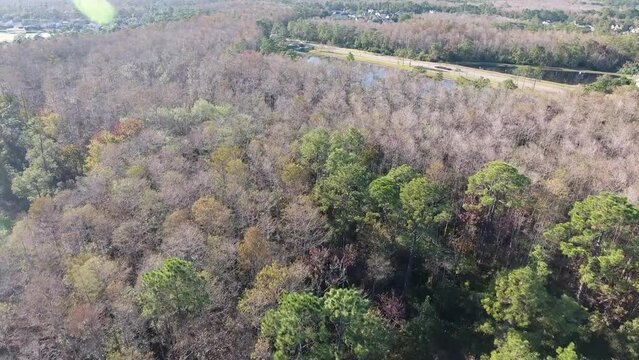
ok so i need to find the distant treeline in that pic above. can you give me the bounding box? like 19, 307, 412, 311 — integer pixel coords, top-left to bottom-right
291, 1, 571, 22
284, 18, 636, 71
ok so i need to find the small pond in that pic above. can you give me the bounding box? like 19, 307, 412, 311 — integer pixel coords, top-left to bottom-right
308, 56, 454, 90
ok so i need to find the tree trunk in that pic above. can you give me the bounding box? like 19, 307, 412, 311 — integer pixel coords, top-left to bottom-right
403, 231, 417, 294
577, 282, 584, 301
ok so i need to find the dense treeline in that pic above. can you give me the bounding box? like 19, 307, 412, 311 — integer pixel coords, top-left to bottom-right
290, 0, 496, 19
286, 15, 637, 71
2, 2, 639, 359
291, 0, 572, 22
291, 0, 639, 36
0, 0, 182, 24
3, 95, 639, 358
0, 12, 260, 217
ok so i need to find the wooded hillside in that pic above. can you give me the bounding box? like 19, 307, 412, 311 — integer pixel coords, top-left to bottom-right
1, 1, 639, 359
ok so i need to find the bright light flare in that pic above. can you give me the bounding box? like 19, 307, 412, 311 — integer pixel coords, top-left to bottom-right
73, 0, 116, 25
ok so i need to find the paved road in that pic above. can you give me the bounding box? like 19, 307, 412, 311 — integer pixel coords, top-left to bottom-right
309, 43, 578, 95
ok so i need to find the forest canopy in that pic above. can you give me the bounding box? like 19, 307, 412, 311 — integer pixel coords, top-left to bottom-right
1, 1, 639, 359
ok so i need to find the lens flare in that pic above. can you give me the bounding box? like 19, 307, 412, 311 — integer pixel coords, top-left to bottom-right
73, 0, 116, 25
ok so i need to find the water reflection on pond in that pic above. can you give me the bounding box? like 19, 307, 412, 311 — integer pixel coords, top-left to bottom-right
307, 56, 455, 90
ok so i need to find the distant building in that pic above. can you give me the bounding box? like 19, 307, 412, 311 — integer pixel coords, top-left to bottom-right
24, 25, 42, 32
573, 21, 594, 32
34, 32, 52, 39
373, 12, 396, 23
287, 41, 312, 52
330, 10, 350, 20
7, 27, 26, 34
